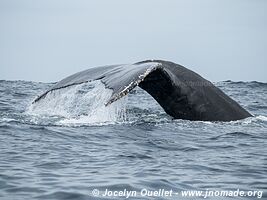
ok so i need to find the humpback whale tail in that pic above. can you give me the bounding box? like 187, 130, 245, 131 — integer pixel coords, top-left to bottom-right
33, 60, 252, 121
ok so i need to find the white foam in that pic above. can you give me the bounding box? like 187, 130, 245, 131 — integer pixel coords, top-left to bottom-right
256, 115, 267, 121
228, 115, 267, 125
27, 81, 128, 125
0, 117, 16, 123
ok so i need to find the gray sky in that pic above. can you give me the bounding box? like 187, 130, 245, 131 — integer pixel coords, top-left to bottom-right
0, 0, 266, 82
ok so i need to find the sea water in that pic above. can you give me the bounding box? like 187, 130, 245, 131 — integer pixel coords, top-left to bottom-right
0, 80, 266, 199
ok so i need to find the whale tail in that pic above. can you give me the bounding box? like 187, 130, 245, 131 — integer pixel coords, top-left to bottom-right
33, 60, 252, 121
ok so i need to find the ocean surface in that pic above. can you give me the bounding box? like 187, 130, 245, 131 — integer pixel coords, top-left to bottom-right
0, 80, 266, 200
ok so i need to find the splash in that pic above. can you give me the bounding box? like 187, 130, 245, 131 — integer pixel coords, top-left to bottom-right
27, 81, 128, 125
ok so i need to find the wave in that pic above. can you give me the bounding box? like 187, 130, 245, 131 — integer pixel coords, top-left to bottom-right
209, 132, 261, 141
221, 80, 267, 84
218, 80, 267, 88
1, 79, 266, 85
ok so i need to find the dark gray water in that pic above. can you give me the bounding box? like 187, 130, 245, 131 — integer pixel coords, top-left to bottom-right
0, 80, 266, 200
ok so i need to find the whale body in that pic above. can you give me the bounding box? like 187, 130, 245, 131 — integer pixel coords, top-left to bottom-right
34, 60, 252, 121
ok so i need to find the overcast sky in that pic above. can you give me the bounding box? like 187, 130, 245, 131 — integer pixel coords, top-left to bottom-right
0, 0, 266, 82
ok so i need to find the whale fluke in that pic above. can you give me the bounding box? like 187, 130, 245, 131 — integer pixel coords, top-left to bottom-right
33, 60, 252, 121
